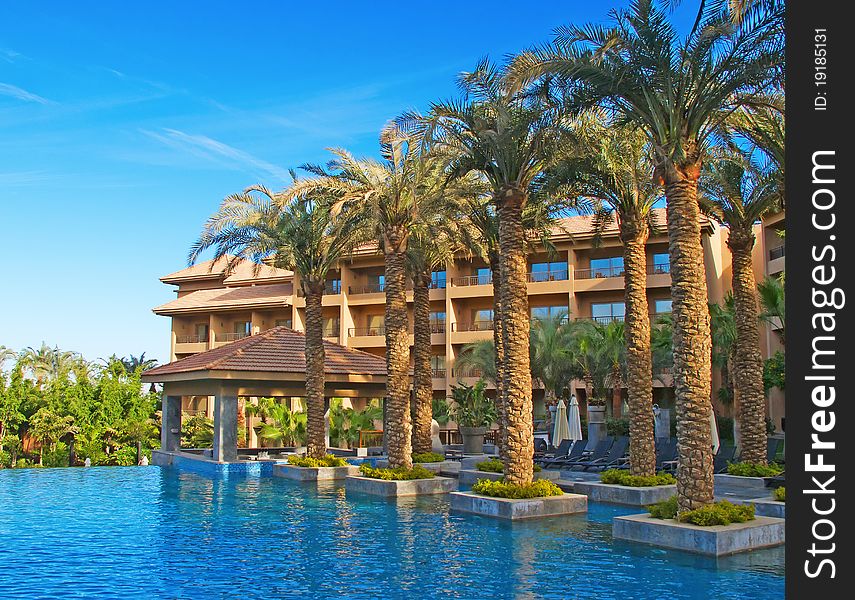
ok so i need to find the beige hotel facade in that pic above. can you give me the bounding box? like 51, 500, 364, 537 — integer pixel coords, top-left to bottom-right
153, 208, 786, 434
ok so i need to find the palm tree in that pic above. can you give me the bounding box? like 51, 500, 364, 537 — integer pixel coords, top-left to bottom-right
529, 312, 582, 435
512, 0, 783, 508
709, 297, 737, 409
552, 118, 662, 475
121, 353, 159, 375
400, 59, 573, 485
567, 319, 626, 410
757, 274, 785, 345
702, 153, 781, 463
285, 127, 447, 469
190, 187, 367, 459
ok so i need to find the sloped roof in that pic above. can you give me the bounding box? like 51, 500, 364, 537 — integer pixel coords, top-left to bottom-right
161, 256, 292, 285
153, 283, 293, 315
143, 326, 387, 379
550, 208, 711, 240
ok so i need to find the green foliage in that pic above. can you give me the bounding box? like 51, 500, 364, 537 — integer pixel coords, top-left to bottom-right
773, 486, 785, 502
431, 397, 451, 427
448, 380, 497, 428
328, 399, 383, 449
600, 469, 676, 487
716, 416, 735, 442
93, 445, 143, 466
764, 351, 785, 392
41, 442, 71, 467
649, 496, 757, 526
287, 454, 348, 468
726, 462, 784, 477
181, 415, 214, 448
606, 418, 629, 437
257, 399, 307, 446
358, 463, 435, 480
412, 452, 444, 463
471, 478, 563, 499
476, 458, 504, 473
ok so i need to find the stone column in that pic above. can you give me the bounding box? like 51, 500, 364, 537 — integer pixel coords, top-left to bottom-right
162, 395, 182, 452
213, 392, 238, 462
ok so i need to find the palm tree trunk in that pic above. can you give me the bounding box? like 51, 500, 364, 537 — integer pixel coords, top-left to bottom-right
488, 251, 508, 463
384, 231, 413, 469
411, 269, 433, 454
621, 221, 656, 476
304, 286, 327, 459
664, 172, 714, 511
497, 187, 533, 485
728, 228, 768, 464
611, 376, 622, 418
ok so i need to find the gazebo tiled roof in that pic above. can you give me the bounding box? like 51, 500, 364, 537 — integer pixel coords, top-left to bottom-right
143, 326, 386, 379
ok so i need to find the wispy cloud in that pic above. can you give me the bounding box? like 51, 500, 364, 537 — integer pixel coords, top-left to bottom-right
141, 128, 291, 183
0, 48, 23, 63
0, 82, 52, 105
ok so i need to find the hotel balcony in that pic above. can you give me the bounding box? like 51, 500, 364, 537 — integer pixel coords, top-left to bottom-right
526, 269, 571, 294
450, 320, 494, 343
174, 334, 209, 354
347, 325, 416, 348
448, 274, 492, 298
213, 331, 251, 347
767, 245, 785, 275
573, 263, 671, 292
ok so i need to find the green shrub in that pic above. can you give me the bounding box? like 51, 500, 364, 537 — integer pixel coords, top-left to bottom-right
288, 454, 348, 468
93, 445, 138, 466
606, 418, 630, 437
42, 443, 71, 468
600, 469, 676, 487
773, 486, 785, 502
726, 462, 783, 477
475, 458, 540, 473
471, 478, 563, 499
358, 463, 434, 480
647, 496, 756, 526
412, 452, 444, 463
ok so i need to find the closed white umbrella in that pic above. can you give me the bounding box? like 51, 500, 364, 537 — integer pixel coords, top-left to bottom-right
552, 398, 571, 446
710, 407, 720, 454
567, 394, 583, 442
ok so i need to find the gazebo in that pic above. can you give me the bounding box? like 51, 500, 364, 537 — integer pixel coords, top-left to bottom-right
142, 326, 387, 463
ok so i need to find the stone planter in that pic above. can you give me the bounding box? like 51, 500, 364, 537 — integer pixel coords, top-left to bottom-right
586, 405, 607, 446
345, 475, 456, 497
613, 513, 785, 556
459, 426, 488, 455
374, 459, 456, 474
273, 464, 359, 481
714, 474, 769, 493
450, 491, 587, 520
751, 498, 786, 519
572, 481, 677, 506
458, 468, 559, 487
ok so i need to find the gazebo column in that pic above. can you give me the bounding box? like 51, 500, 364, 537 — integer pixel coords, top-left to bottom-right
162, 395, 182, 452
213, 391, 238, 462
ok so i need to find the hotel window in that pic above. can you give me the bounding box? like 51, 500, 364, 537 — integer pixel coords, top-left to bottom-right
591, 302, 625, 323
654, 299, 672, 315
531, 305, 568, 321
469, 308, 494, 330
430, 311, 446, 333
590, 256, 624, 278
473, 267, 492, 285
652, 253, 670, 274
431, 271, 447, 289
431, 355, 446, 377
529, 260, 568, 282
326, 279, 342, 294
234, 321, 252, 336
322, 316, 339, 336
194, 323, 209, 342
366, 314, 384, 335
275, 318, 292, 329
367, 273, 384, 292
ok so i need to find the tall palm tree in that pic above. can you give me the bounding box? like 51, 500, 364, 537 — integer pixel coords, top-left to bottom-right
190, 187, 367, 459
529, 312, 582, 434
551, 119, 662, 476
512, 0, 783, 508
121, 353, 159, 375
286, 126, 447, 469
701, 152, 781, 464
400, 59, 573, 485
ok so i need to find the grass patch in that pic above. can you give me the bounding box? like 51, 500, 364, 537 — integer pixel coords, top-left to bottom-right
471, 478, 563, 499
287, 454, 349, 468
412, 452, 444, 463
648, 496, 756, 526
475, 458, 540, 473
599, 469, 676, 487
358, 463, 435, 480
725, 462, 784, 477
773, 486, 785, 502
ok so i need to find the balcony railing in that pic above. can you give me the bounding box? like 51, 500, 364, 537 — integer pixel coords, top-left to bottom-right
429, 279, 447, 289
429, 323, 446, 334
451, 367, 484, 378
577, 315, 625, 325
769, 245, 785, 261
348, 282, 385, 294
218, 332, 251, 342
348, 326, 385, 337
431, 369, 447, 379
575, 263, 670, 279
451, 274, 492, 287
452, 320, 494, 332
526, 270, 569, 283
176, 334, 208, 344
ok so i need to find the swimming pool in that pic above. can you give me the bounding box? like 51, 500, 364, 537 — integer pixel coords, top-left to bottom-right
0, 467, 783, 599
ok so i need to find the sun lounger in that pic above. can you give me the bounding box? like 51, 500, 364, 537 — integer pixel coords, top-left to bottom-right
560, 437, 615, 469
713, 443, 737, 474
539, 439, 586, 468
578, 436, 630, 472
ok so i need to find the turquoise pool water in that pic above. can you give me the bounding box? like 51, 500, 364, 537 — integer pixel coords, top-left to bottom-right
0, 467, 783, 599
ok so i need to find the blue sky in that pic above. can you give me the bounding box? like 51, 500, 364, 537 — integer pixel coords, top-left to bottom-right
1, 1, 698, 365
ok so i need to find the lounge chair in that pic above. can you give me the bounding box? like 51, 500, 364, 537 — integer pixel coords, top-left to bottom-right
533, 438, 549, 457
713, 443, 737, 474
767, 437, 782, 464
656, 439, 679, 473
560, 437, 615, 469
578, 436, 630, 472
539, 440, 586, 468
537, 439, 573, 463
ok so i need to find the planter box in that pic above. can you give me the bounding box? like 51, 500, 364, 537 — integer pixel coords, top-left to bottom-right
375, 459, 456, 474
273, 464, 359, 481
459, 455, 497, 470
572, 481, 677, 506
345, 475, 456, 497
450, 491, 587, 520
751, 498, 786, 519
458, 469, 559, 487
613, 513, 785, 556
714, 474, 769, 493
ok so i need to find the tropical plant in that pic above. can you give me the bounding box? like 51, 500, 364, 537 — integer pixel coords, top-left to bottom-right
181, 415, 214, 448
120, 353, 158, 375
701, 151, 781, 463
757, 274, 785, 345
709, 297, 737, 406
529, 312, 580, 433
431, 397, 451, 427
29, 407, 76, 466
190, 186, 367, 459
511, 0, 783, 509
448, 380, 497, 429
258, 400, 307, 447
